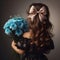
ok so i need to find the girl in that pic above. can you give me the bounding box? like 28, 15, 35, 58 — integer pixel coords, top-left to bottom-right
11, 3, 54, 60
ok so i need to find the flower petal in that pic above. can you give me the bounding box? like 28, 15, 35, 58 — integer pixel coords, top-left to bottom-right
15, 29, 23, 36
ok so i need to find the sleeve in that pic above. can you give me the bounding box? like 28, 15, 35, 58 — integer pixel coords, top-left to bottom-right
16, 37, 30, 50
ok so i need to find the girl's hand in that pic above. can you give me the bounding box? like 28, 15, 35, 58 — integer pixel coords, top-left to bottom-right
11, 40, 25, 54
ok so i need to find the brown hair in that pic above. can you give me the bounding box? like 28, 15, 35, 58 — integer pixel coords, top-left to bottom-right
27, 3, 54, 52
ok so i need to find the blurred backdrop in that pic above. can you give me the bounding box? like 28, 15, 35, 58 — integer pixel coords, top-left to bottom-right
0, 0, 60, 60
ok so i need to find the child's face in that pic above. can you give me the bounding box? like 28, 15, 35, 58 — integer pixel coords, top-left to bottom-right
27, 6, 47, 22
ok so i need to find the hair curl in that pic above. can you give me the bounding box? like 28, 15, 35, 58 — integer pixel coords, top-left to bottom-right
27, 3, 54, 51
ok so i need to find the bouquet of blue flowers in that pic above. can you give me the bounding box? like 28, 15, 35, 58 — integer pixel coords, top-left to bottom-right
3, 17, 29, 42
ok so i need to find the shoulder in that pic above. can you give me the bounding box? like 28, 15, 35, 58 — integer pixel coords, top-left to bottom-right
22, 31, 32, 39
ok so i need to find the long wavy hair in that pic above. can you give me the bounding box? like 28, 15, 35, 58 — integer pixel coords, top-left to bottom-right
27, 3, 54, 51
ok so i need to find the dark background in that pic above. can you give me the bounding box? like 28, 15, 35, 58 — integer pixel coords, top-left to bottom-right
0, 0, 60, 60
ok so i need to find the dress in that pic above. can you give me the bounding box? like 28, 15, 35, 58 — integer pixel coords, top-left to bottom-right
16, 36, 54, 60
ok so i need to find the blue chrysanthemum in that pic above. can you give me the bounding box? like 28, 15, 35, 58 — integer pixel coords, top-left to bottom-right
5, 28, 11, 35
10, 22, 17, 30
15, 21, 24, 29
15, 29, 23, 36
3, 17, 29, 37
